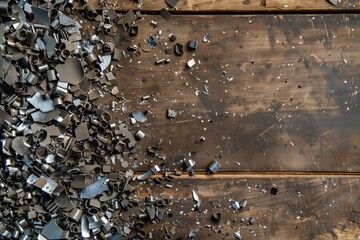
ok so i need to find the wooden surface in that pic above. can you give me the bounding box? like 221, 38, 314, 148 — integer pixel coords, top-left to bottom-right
127, 175, 360, 239
77, 14, 360, 172
79, 0, 360, 12
71, 2, 360, 239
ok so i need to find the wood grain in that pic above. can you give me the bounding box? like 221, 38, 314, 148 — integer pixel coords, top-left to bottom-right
73, 13, 360, 172
78, 0, 360, 12
125, 176, 360, 239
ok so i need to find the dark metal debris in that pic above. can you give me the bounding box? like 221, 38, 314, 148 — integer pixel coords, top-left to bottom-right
165, 0, 180, 8
174, 43, 184, 55
271, 187, 279, 195
160, 8, 172, 21
188, 40, 199, 49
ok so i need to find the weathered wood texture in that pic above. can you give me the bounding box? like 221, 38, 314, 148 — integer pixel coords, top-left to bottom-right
127, 176, 360, 239
76, 13, 360, 172
79, 0, 359, 12
68, 7, 360, 240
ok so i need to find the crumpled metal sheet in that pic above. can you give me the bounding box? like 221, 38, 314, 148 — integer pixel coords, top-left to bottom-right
98, 55, 112, 71
31, 6, 50, 27
28, 92, 55, 112
55, 58, 85, 85
40, 219, 69, 240
31, 108, 61, 123
75, 122, 90, 141
80, 177, 109, 199
11, 136, 30, 156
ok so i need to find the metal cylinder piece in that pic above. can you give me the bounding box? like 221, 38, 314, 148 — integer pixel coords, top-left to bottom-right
26, 72, 39, 85
135, 130, 145, 139
0, 0, 12, 18
84, 5, 98, 20
37, 63, 49, 73
55, 148, 68, 163
68, 208, 82, 222
85, 53, 97, 65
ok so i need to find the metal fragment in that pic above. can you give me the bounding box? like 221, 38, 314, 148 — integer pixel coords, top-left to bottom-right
84, 5, 98, 20
160, 8, 172, 21
135, 130, 146, 139
11, 136, 31, 156
188, 228, 199, 238
28, 93, 55, 112
166, 0, 179, 8
80, 177, 109, 199
327, 0, 339, 5
192, 190, 200, 206
174, 43, 184, 55
132, 110, 147, 123
137, 165, 161, 181
75, 122, 90, 141
167, 109, 177, 118
98, 55, 112, 71
187, 59, 196, 68
31, 108, 61, 123
124, 10, 136, 25
207, 160, 221, 174
0, 0, 12, 18
40, 219, 69, 240
188, 40, 199, 49
55, 58, 84, 85
271, 187, 278, 195
184, 159, 195, 171
234, 230, 241, 240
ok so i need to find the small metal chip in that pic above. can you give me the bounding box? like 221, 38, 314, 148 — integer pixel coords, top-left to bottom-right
187, 59, 196, 68
167, 109, 177, 118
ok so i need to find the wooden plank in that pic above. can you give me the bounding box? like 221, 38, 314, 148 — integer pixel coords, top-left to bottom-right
77, 13, 360, 173
78, 0, 359, 12
126, 176, 360, 239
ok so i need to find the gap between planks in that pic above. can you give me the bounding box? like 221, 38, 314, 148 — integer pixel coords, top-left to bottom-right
75, 8, 360, 14
136, 172, 360, 179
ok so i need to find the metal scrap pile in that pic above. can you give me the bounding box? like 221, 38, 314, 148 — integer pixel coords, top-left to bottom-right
0, 1, 170, 239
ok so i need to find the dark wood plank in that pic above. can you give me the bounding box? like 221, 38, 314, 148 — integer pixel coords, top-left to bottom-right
78, 0, 359, 12
126, 176, 360, 239
75, 13, 360, 172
